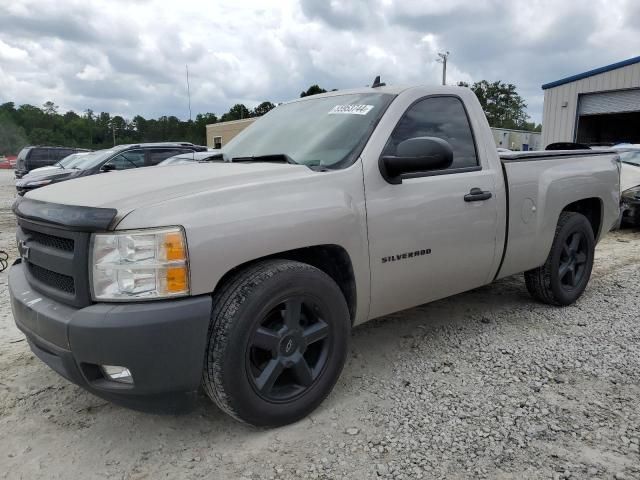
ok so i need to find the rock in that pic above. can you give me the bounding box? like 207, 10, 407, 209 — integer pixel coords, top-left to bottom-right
346, 428, 360, 436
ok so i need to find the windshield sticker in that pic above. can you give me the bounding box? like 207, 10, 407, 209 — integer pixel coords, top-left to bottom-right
328, 104, 374, 115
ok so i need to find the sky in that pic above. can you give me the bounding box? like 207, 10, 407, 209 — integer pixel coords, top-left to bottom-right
0, 0, 638, 124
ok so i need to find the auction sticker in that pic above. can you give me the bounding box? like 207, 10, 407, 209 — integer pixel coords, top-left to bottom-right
328, 104, 374, 115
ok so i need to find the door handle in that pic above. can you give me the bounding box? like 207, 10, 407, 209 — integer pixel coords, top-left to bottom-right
464, 187, 492, 202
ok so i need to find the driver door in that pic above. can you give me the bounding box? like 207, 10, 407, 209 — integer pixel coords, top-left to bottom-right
363, 95, 500, 318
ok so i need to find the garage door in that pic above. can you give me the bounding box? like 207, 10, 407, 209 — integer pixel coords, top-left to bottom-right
579, 89, 640, 115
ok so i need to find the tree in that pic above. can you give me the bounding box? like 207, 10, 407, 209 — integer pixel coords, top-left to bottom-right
220, 104, 251, 122
252, 101, 275, 117
0, 112, 28, 155
458, 80, 531, 130
0, 96, 278, 154
300, 85, 327, 97
42, 101, 58, 115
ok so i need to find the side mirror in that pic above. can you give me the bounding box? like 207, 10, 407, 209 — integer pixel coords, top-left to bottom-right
380, 137, 454, 184
101, 163, 116, 172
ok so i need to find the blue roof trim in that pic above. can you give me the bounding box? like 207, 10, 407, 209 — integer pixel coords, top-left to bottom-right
542, 56, 640, 90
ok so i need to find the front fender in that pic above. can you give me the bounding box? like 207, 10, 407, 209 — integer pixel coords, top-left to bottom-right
116, 162, 371, 324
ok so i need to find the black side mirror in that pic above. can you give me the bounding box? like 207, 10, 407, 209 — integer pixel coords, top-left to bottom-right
101, 163, 116, 172
380, 137, 454, 184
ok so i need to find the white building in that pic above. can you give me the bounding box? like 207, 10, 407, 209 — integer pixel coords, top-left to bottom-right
491, 128, 542, 151
542, 56, 640, 147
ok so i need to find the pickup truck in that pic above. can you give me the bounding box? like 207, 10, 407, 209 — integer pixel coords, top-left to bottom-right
9, 84, 620, 427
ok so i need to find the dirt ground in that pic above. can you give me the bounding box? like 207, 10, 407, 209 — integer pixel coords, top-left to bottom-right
0, 169, 639, 480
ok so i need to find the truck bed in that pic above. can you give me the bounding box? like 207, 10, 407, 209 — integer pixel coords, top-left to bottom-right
495, 149, 620, 280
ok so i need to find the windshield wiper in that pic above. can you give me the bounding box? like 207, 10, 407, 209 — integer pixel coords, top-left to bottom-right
231, 153, 298, 165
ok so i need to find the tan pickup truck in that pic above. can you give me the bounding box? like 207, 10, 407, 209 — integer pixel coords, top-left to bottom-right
9, 84, 620, 427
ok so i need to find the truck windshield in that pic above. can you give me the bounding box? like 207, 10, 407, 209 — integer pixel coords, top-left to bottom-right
223, 92, 395, 169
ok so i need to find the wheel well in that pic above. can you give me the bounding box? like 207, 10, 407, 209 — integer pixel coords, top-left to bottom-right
562, 197, 603, 238
213, 245, 357, 323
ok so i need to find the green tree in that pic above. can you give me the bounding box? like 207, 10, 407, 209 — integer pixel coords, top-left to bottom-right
0, 112, 28, 155
220, 104, 251, 122
42, 101, 58, 115
300, 85, 327, 97
252, 101, 276, 117
458, 80, 531, 130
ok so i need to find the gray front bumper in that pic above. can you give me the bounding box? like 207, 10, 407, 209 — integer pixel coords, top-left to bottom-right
9, 261, 213, 413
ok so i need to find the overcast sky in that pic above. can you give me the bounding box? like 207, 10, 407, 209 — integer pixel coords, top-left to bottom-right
1, 0, 638, 124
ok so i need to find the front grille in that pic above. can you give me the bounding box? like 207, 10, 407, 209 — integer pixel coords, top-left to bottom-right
24, 229, 75, 252
28, 263, 75, 294
17, 219, 91, 308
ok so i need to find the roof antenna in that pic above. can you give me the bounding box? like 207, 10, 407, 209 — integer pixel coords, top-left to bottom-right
371, 75, 386, 88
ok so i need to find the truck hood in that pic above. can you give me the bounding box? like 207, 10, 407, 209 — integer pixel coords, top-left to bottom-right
25, 162, 315, 213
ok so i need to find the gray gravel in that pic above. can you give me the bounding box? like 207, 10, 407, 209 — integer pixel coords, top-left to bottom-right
0, 169, 639, 479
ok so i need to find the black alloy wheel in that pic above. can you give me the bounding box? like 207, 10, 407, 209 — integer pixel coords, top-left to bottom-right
524, 211, 595, 306
247, 297, 331, 402
202, 260, 350, 427
558, 231, 589, 290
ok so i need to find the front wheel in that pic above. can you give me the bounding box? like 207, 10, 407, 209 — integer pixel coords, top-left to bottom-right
202, 260, 350, 427
524, 212, 595, 306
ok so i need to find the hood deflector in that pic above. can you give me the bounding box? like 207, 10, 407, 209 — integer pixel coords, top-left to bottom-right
13, 197, 117, 232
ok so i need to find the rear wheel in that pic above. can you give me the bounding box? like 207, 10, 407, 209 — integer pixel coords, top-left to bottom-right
202, 260, 350, 427
524, 212, 595, 306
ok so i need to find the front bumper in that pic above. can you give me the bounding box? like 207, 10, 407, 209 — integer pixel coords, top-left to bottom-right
9, 261, 212, 413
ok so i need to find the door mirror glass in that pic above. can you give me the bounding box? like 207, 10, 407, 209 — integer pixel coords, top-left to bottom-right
380, 137, 453, 184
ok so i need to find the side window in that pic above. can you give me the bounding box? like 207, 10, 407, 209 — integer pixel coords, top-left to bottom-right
105, 150, 145, 170
382, 96, 478, 170
54, 149, 72, 161
147, 148, 190, 166
213, 136, 222, 149
29, 148, 49, 162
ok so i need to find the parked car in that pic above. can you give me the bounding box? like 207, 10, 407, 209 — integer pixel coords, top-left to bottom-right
612, 145, 640, 227
9, 84, 620, 427
27, 151, 92, 175
15, 142, 207, 195
0, 156, 12, 169
157, 149, 222, 166
14, 146, 91, 178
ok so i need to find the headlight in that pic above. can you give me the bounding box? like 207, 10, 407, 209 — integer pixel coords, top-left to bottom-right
622, 186, 640, 201
90, 227, 189, 301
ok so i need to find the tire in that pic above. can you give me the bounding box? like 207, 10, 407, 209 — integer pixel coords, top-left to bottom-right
524, 212, 595, 306
202, 259, 350, 427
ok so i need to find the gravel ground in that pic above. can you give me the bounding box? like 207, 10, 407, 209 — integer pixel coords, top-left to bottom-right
0, 169, 639, 480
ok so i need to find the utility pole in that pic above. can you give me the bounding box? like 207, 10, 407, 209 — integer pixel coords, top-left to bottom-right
437, 51, 450, 86
186, 64, 192, 122
112, 125, 116, 146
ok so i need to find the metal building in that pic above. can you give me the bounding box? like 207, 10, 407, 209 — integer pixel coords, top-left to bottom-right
541, 56, 640, 147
